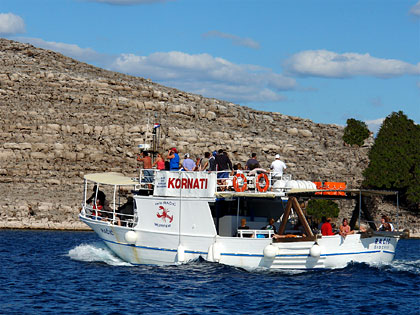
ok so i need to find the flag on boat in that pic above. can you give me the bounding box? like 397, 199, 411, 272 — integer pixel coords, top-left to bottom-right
154, 123, 161, 129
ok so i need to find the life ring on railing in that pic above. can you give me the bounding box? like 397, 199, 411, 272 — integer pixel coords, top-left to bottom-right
233, 173, 247, 192
256, 173, 269, 192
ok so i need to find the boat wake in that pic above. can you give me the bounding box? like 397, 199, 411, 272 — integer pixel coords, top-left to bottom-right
366, 259, 420, 275
68, 243, 132, 266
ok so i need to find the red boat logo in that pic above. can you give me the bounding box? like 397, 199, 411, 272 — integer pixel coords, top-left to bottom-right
157, 206, 173, 223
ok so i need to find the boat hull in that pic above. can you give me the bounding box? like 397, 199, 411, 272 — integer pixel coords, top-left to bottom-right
81, 216, 398, 269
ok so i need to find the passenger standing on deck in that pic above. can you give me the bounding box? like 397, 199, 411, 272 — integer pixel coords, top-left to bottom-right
182, 153, 196, 171
245, 153, 261, 170
152, 152, 165, 170
270, 154, 287, 178
138, 151, 153, 189
215, 149, 233, 189
208, 151, 217, 171
200, 152, 210, 171
167, 147, 180, 170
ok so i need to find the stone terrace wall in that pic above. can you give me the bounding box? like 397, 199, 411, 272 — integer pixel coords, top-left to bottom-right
0, 38, 376, 230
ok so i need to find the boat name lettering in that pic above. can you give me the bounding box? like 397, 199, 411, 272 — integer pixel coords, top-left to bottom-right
155, 201, 176, 207
100, 227, 114, 235
167, 178, 208, 190
154, 222, 172, 228
375, 238, 391, 245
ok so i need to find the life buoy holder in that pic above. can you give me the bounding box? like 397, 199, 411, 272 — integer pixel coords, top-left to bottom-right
256, 173, 269, 192
233, 173, 247, 192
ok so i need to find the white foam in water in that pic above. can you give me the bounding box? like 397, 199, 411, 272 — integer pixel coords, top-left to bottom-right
68, 243, 132, 267
367, 259, 420, 275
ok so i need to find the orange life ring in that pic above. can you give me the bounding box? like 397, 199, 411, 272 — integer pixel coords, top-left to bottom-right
256, 173, 269, 192
233, 173, 247, 192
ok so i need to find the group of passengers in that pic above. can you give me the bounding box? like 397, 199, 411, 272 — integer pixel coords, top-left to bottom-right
319, 215, 395, 237
85, 185, 134, 226
137, 148, 287, 190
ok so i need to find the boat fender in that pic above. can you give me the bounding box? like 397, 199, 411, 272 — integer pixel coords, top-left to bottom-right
309, 243, 321, 258
263, 244, 277, 259
207, 244, 214, 262
124, 230, 137, 244
177, 245, 185, 263
212, 243, 222, 262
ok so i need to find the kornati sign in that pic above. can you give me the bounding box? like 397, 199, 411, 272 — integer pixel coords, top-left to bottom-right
154, 171, 216, 198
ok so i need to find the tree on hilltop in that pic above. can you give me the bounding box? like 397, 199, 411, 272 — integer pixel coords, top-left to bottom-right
362, 111, 420, 210
342, 118, 370, 146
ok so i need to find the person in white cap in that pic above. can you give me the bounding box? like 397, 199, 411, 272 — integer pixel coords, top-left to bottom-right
270, 154, 287, 179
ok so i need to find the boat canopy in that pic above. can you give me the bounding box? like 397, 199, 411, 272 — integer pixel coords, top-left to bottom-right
84, 172, 137, 186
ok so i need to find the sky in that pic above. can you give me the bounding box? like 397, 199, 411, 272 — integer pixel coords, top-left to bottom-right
1, 0, 419, 133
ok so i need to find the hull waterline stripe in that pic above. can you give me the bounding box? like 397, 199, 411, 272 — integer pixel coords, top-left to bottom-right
101, 237, 207, 255
101, 237, 390, 258
383, 250, 395, 255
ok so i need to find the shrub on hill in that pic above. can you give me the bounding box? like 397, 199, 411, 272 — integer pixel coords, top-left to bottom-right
342, 118, 370, 146
306, 199, 340, 220
363, 111, 420, 211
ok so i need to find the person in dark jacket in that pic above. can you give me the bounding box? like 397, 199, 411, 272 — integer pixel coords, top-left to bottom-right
215, 149, 233, 190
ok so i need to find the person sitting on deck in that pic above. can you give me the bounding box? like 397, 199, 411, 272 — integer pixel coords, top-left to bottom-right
86, 185, 106, 208
339, 218, 355, 238
321, 217, 335, 236
237, 218, 251, 237
261, 218, 277, 235
378, 215, 395, 231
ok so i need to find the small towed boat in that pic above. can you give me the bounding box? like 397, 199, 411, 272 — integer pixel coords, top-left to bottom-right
79, 170, 400, 269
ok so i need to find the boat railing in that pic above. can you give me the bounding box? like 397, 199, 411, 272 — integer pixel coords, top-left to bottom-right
83, 203, 136, 227
237, 229, 275, 238
136, 168, 294, 195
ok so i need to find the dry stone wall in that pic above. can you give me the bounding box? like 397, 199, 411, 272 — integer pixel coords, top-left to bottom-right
0, 38, 388, 230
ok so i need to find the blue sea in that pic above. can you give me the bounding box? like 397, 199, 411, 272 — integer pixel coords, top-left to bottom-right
0, 230, 419, 315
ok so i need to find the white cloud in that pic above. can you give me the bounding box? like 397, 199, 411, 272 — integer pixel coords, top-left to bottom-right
0, 13, 25, 34
86, 0, 171, 4
202, 31, 260, 50
283, 50, 420, 78
365, 118, 385, 135
110, 51, 295, 102
13, 37, 294, 103
410, 1, 420, 16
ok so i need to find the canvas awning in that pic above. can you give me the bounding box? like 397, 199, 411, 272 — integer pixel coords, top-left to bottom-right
83, 172, 138, 186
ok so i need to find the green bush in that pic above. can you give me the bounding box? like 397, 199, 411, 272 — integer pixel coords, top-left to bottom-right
306, 199, 340, 220
363, 111, 420, 210
343, 118, 370, 146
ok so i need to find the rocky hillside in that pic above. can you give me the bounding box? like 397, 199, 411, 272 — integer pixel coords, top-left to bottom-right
1, 37, 413, 232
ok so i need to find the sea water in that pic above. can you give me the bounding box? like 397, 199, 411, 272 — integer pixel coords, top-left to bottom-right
0, 230, 418, 314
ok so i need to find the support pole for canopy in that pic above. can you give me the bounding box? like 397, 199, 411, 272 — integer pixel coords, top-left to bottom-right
113, 184, 117, 223
236, 197, 240, 230
358, 191, 361, 230
396, 192, 399, 231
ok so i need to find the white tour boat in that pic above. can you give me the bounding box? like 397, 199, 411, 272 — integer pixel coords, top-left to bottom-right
79, 170, 400, 270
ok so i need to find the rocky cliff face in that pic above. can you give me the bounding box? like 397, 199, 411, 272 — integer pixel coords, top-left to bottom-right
0, 38, 375, 230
